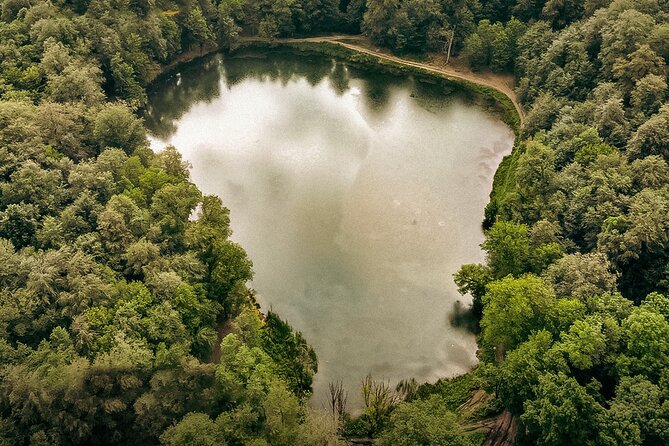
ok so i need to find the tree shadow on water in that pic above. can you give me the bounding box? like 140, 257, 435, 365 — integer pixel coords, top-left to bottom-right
144, 53, 224, 140
449, 300, 480, 334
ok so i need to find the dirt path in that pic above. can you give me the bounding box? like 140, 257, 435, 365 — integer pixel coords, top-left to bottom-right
240, 35, 525, 125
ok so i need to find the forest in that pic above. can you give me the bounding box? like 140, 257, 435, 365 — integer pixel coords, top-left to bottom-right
0, 0, 668, 444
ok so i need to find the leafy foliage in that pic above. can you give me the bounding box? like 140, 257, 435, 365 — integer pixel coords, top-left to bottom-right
3, 0, 669, 444
0, 0, 326, 444
378, 395, 478, 446
452, 1, 669, 445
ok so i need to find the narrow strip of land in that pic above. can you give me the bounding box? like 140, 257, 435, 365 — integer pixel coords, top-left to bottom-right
241, 35, 525, 126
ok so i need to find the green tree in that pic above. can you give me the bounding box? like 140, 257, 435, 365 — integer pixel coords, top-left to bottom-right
362, 0, 400, 48
628, 105, 669, 161
292, 0, 340, 34
261, 312, 318, 398
641, 292, 669, 319
607, 376, 669, 445
393, 0, 444, 53
541, 0, 584, 29
594, 97, 630, 147
36, 101, 90, 160
454, 263, 492, 318
0, 203, 38, 249
208, 240, 253, 308
464, 18, 526, 72
555, 317, 607, 370
574, 143, 617, 166
93, 103, 147, 154
262, 383, 302, 446
515, 141, 556, 221
481, 275, 559, 355
497, 330, 567, 414
544, 253, 617, 300
110, 53, 147, 106
599, 9, 655, 77
522, 93, 565, 136
631, 155, 669, 190
45, 62, 105, 105
124, 238, 160, 278
462, 32, 488, 70
612, 44, 667, 93
596, 188, 669, 298
181, 6, 215, 50
135, 358, 220, 441
378, 395, 476, 446
149, 182, 202, 252
216, 333, 279, 405
160, 412, 225, 446
520, 372, 609, 446
630, 74, 668, 121
482, 221, 531, 278
512, 0, 547, 22
649, 22, 669, 61
616, 307, 669, 381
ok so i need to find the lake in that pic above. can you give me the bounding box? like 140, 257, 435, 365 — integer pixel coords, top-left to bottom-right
145, 46, 515, 408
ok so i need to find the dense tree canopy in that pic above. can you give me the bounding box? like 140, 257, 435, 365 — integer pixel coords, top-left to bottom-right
2, 0, 669, 444
0, 95, 319, 444
452, 1, 669, 445
0, 0, 323, 443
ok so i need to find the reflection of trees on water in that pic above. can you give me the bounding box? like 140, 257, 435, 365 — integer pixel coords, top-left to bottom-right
449, 300, 479, 334
144, 55, 224, 140
356, 72, 397, 119
410, 78, 461, 114
328, 61, 349, 96
221, 49, 334, 87
143, 47, 464, 140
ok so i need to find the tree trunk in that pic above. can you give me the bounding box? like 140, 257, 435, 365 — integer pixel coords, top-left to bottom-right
446, 27, 456, 65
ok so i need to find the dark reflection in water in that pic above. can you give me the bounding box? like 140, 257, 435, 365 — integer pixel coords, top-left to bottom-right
145, 48, 481, 140
329, 61, 349, 96
449, 301, 480, 334
145, 56, 223, 139
145, 47, 515, 409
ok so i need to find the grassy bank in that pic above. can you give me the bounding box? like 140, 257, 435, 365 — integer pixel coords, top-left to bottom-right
483, 141, 523, 227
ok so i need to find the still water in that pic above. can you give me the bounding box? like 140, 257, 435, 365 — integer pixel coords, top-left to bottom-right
145, 48, 515, 408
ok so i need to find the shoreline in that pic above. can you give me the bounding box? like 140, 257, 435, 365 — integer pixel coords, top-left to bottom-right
147, 43, 222, 84
145, 38, 520, 440
149, 35, 523, 134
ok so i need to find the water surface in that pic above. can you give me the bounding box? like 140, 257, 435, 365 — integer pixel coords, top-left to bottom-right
145, 48, 514, 408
